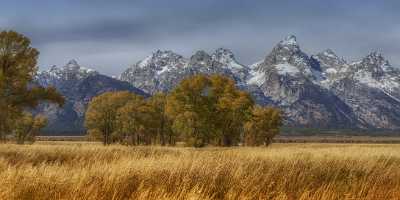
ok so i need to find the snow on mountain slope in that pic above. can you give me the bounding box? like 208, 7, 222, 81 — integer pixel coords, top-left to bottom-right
351, 52, 400, 92
275, 63, 301, 75
120, 48, 249, 94
245, 35, 357, 128
36, 59, 98, 88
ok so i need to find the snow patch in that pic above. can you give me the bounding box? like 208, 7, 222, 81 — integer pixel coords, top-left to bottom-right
322, 50, 337, 59
355, 71, 400, 91
355, 72, 379, 88
157, 66, 170, 75
325, 68, 338, 74
227, 61, 245, 69
280, 35, 297, 46
247, 70, 265, 86
137, 55, 152, 68
275, 63, 300, 75
250, 60, 263, 69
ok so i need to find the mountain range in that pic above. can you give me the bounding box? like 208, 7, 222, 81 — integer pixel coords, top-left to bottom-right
34, 60, 147, 134
35, 35, 400, 134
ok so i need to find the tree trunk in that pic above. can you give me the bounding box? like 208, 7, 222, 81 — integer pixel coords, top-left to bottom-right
222, 134, 232, 147
160, 118, 166, 146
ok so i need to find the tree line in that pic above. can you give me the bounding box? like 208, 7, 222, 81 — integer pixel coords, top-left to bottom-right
85, 74, 282, 147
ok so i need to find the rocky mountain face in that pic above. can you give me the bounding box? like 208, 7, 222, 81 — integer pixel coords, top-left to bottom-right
120, 48, 249, 94
316, 52, 400, 129
120, 35, 400, 130
247, 36, 357, 128
35, 60, 147, 134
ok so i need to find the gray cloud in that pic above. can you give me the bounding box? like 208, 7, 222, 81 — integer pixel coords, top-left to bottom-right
1, 0, 399, 75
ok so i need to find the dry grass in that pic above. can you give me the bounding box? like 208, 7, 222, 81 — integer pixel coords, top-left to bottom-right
0, 142, 400, 200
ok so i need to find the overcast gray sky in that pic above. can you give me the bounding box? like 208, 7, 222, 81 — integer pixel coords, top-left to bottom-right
1, 0, 400, 75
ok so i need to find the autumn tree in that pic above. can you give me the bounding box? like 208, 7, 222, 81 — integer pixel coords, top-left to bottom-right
244, 106, 282, 146
166, 74, 254, 147
0, 30, 64, 142
105, 92, 174, 146
86, 91, 174, 146
147, 93, 174, 145
114, 95, 147, 145
166, 75, 214, 147
210, 75, 254, 146
14, 113, 47, 144
85, 91, 139, 145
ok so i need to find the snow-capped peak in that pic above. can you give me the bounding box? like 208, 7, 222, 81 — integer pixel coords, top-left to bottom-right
313, 49, 347, 73
135, 50, 187, 69
154, 50, 179, 59
35, 60, 98, 87
213, 48, 235, 60
363, 51, 389, 66
63, 59, 97, 74
65, 59, 80, 69
321, 49, 338, 59
280, 35, 298, 46
49, 65, 58, 71
350, 51, 392, 76
347, 52, 400, 91
212, 48, 246, 70
189, 50, 212, 66
129, 50, 187, 77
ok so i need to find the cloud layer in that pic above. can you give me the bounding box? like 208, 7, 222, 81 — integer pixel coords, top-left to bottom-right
1, 0, 400, 75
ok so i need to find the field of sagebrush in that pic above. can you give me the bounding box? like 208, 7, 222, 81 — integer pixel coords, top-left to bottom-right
0, 142, 400, 200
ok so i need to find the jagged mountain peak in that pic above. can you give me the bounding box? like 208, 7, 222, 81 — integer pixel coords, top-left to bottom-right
313, 49, 348, 74
213, 48, 235, 59
350, 51, 393, 77
268, 35, 305, 61
362, 51, 389, 67
65, 59, 80, 69
62, 59, 96, 73
192, 50, 211, 58
135, 50, 187, 70
49, 65, 58, 71
64, 60, 96, 74
212, 48, 247, 70
36, 60, 98, 87
189, 50, 212, 66
153, 49, 182, 58
319, 49, 339, 59
150, 50, 185, 63
280, 35, 298, 46
258, 35, 315, 78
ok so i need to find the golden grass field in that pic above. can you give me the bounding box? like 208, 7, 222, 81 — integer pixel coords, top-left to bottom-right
0, 142, 400, 200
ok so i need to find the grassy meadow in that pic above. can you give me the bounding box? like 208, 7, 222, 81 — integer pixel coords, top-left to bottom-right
0, 142, 400, 200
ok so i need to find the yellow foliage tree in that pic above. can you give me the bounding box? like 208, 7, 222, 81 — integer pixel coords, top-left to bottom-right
85, 91, 139, 145
244, 106, 282, 146
166, 75, 214, 147
114, 95, 147, 145
14, 113, 47, 144
147, 93, 174, 145
210, 75, 254, 146
166, 74, 254, 147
